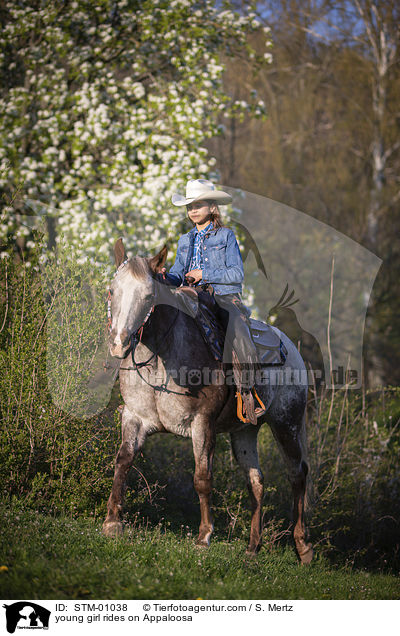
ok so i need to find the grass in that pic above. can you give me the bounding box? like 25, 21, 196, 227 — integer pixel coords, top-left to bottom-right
0, 507, 399, 600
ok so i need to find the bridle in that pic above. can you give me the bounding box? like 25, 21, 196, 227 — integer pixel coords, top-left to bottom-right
107, 258, 155, 347
108, 259, 155, 337
107, 259, 130, 333
107, 259, 178, 377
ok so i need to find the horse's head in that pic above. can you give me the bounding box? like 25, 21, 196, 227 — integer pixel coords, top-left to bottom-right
108, 238, 167, 358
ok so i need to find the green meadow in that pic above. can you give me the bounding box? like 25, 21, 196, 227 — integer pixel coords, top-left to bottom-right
0, 507, 398, 600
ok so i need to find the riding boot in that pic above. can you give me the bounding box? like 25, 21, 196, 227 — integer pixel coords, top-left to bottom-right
241, 389, 257, 425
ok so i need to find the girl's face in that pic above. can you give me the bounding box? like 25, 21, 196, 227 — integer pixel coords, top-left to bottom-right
187, 200, 212, 227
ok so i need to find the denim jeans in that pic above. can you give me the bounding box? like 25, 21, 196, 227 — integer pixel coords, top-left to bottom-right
213, 293, 259, 389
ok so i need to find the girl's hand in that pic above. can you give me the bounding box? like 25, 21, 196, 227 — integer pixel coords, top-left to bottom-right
185, 269, 203, 284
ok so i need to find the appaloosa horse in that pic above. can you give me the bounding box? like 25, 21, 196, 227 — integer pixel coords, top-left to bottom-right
102, 239, 313, 563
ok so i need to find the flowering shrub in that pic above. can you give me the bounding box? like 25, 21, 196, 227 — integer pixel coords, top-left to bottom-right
0, 0, 269, 266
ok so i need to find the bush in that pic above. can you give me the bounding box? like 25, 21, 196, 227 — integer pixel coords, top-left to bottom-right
0, 241, 120, 515
306, 385, 400, 570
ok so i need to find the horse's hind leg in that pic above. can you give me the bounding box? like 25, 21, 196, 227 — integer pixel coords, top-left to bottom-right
103, 406, 146, 538
292, 458, 313, 564
191, 419, 216, 548
231, 426, 264, 555
270, 414, 313, 564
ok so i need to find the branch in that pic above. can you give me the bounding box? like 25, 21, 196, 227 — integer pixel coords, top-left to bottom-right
0, 260, 9, 334
383, 140, 400, 162
353, 0, 379, 62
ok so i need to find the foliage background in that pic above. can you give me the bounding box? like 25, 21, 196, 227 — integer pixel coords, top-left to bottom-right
0, 0, 267, 263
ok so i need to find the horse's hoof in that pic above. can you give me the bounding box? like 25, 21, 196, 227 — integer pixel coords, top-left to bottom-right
299, 544, 314, 565
102, 521, 124, 538
245, 545, 261, 557
195, 539, 210, 549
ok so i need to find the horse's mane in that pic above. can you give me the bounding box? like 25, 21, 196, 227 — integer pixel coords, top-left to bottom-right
128, 257, 151, 281
127, 257, 177, 288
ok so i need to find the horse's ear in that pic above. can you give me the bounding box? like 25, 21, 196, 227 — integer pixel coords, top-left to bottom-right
114, 238, 127, 268
148, 244, 168, 273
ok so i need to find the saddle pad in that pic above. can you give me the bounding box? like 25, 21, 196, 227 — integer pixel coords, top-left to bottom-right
249, 318, 287, 366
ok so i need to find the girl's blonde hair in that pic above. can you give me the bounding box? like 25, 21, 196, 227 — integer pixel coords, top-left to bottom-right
209, 202, 223, 228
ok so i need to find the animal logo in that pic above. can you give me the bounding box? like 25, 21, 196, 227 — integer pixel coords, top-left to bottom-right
3, 602, 50, 634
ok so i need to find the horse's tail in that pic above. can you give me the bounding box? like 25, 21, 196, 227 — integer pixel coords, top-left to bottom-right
300, 410, 314, 514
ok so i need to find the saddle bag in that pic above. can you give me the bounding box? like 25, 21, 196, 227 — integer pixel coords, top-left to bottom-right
249, 318, 287, 366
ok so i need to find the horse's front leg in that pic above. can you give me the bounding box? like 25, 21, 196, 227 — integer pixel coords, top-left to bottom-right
103, 406, 147, 537
191, 419, 216, 548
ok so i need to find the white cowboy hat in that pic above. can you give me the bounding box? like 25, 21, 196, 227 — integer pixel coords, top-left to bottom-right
171, 179, 232, 206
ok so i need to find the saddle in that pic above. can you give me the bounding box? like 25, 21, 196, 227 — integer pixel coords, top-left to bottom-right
175, 286, 287, 366
176, 286, 290, 424
248, 318, 287, 366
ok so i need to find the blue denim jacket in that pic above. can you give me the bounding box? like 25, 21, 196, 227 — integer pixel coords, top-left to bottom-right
166, 226, 243, 295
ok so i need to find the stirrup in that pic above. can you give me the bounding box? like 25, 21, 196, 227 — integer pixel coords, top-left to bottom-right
252, 387, 266, 414
235, 388, 266, 424
251, 386, 267, 415
235, 391, 251, 424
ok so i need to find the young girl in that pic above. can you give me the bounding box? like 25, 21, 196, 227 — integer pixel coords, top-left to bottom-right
163, 178, 265, 424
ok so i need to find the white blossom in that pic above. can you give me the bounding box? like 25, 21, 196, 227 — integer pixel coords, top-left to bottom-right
0, 0, 272, 269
